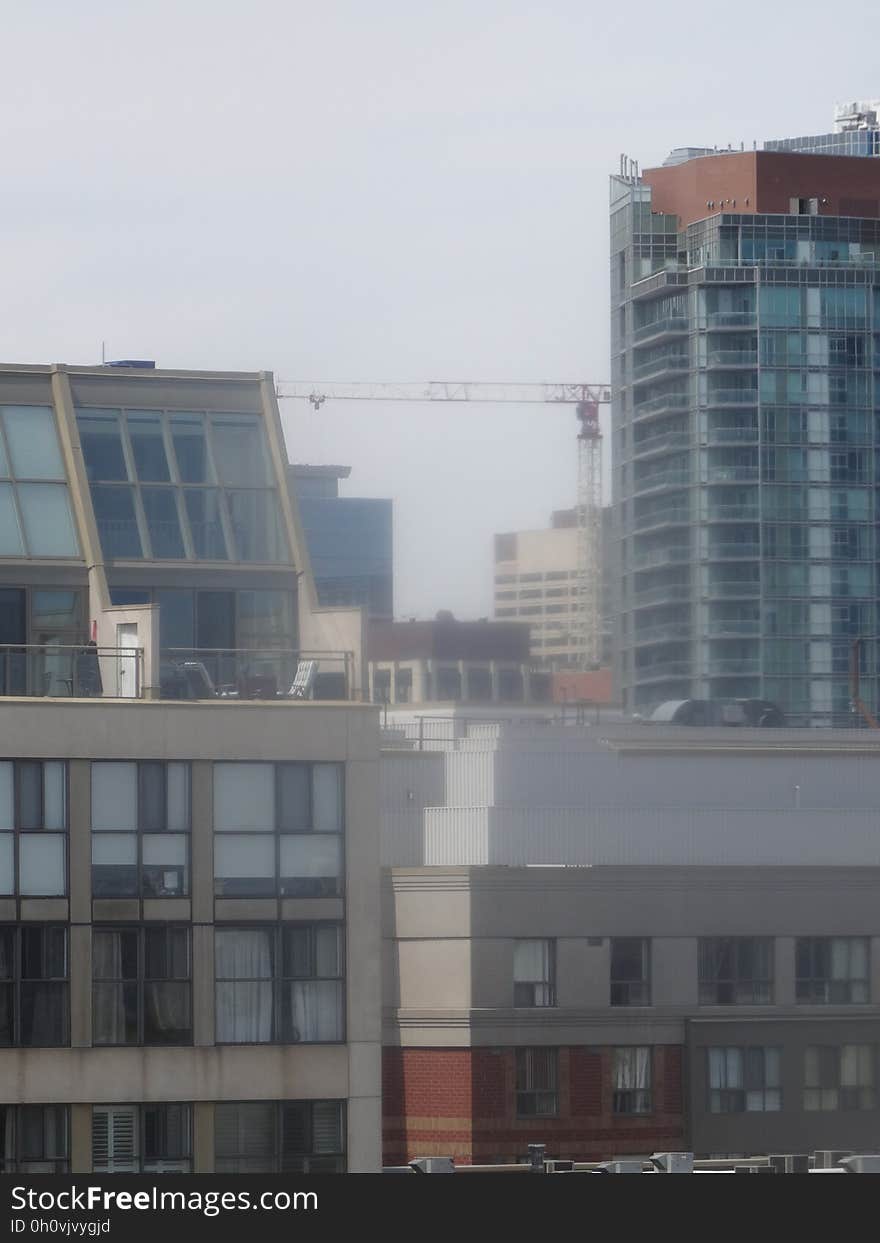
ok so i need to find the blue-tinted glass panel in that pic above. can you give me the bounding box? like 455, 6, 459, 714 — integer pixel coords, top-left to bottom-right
77, 412, 128, 481
0, 432, 8, 478
210, 417, 270, 487
141, 488, 185, 559
170, 416, 211, 484
32, 590, 81, 630
156, 590, 194, 650
238, 591, 295, 647
183, 489, 228, 559
227, 491, 286, 562
3, 407, 65, 480
128, 413, 170, 482
0, 484, 24, 555
17, 485, 79, 557
90, 485, 143, 558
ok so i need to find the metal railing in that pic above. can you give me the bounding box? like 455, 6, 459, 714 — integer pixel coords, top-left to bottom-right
632, 316, 688, 342
632, 430, 690, 458
0, 643, 143, 699
160, 647, 356, 701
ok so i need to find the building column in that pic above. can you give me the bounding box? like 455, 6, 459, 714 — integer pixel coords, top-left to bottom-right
522, 665, 532, 703
490, 661, 499, 703
193, 1102, 215, 1172
71, 1105, 92, 1174
459, 660, 469, 703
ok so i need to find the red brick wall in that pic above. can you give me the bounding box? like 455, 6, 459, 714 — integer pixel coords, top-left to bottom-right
382, 1045, 685, 1165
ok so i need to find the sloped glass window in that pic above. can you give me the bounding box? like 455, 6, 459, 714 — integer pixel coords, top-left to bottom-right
141, 488, 185, 559
128, 413, 170, 481
17, 486, 79, 557
78, 412, 128, 481
211, 416, 271, 486
90, 485, 142, 558
3, 408, 65, 480
184, 489, 228, 559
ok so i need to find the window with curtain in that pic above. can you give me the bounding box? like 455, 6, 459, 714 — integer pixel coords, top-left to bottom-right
214, 1101, 345, 1174
513, 940, 555, 1007
0, 761, 67, 897
0, 1105, 69, 1172
610, 938, 651, 1006
215, 925, 344, 1044
612, 1047, 652, 1115
0, 926, 68, 1047
0, 406, 80, 559
91, 761, 190, 897
707, 1047, 781, 1113
699, 937, 773, 1004
795, 937, 869, 1003
92, 1104, 192, 1172
804, 1045, 876, 1111
515, 1048, 558, 1117
213, 762, 343, 897
92, 926, 191, 1046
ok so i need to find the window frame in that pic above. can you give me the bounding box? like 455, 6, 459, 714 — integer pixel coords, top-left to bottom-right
91, 1103, 193, 1173
706, 1045, 782, 1114
612, 1046, 653, 1116
91, 924, 192, 1047
698, 936, 774, 1005
214, 922, 345, 1046
214, 1100, 346, 1174
0, 924, 69, 1048
0, 1104, 70, 1173
610, 937, 652, 1007
213, 761, 345, 899
0, 404, 81, 560
515, 1047, 559, 1118
804, 1044, 877, 1112
795, 937, 870, 1004
90, 760, 192, 899
0, 760, 68, 899
513, 939, 556, 1008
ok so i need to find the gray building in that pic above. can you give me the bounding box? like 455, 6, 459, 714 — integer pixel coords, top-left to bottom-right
0, 362, 381, 1173
380, 714, 880, 1160
611, 145, 880, 724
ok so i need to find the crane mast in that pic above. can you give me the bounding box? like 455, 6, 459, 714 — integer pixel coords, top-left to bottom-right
276, 380, 610, 672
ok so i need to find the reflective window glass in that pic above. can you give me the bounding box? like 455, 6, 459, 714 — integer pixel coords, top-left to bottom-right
155, 590, 194, 650
210, 417, 270, 486
90, 486, 142, 558
127, 414, 170, 482
141, 488, 185, 559
0, 485, 24, 555
2, 408, 65, 480
16, 486, 79, 557
227, 490, 285, 562
77, 413, 128, 482
183, 489, 228, 559
170, 416, 211, 484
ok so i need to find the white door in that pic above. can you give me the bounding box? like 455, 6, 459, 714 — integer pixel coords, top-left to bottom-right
116, 624, 139, 698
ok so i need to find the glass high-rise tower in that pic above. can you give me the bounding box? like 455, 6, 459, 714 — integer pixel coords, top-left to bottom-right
611, 148, 880, 725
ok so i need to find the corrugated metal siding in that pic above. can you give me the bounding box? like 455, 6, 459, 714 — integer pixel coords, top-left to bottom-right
412, 806, 880, 867
443, 751, 495, 806
381, 753, 444, 811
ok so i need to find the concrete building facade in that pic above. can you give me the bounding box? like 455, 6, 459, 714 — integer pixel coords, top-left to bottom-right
383, 864, 880, 1162
0, 362, 382, 1174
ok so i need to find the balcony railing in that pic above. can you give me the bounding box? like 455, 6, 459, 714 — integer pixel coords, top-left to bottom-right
634, 660, 692, 681
707, 388, 758, 406
703, 580, 761, 598
632, 355, 689, 382
632, 431, 690, 459
634, 623, 692, 644
0, 644, 359, 701
705, 466, 759, 482
706, 620, 760, 637
704, 426, 758, 444
160, 648, 355, 701
634, 469, 691, 493
706, 659, 762, 676
632, 546, 691, 569
706, 311, 756, 328
706, 350, 758, 367
0, 644, 144, 699
632, 393, 690, 418
705, 505, 760, 521
632, 316, 688, 343
632, 505, 691, 532
631, 584, 691, 606
704, 542, 761, 560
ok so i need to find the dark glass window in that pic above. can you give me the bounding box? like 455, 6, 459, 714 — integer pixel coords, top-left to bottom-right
184, 489, 228, 559
215, 924, 344, 1044
0, 761, 67, 897
0, 925, 69, 1047
0, 1105, 69, 1172
90, 485, 143, 558
513, 940, 555, 1006
610, 938, 651, 1006
93, 1104, 192, 1172
699, 937, 773, 1004
92, 926, 191, 1046
78, 413, 128, 481
141, 488, 185, 559
612, 1047, 652, 1114
707, 1047, 781, 1113
215, 1101, 345, 1174
515, 1048, 558, 1117
127, 414, 171, 482
795, 938, 869, 1004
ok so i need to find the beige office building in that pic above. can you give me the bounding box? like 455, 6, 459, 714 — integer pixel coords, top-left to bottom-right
0, 362, 381, 1173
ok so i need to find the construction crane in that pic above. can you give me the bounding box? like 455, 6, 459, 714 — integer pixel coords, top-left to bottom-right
275, 380, 611, 670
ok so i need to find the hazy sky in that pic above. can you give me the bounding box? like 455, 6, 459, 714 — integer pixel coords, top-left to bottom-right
3, 2, 880, 616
